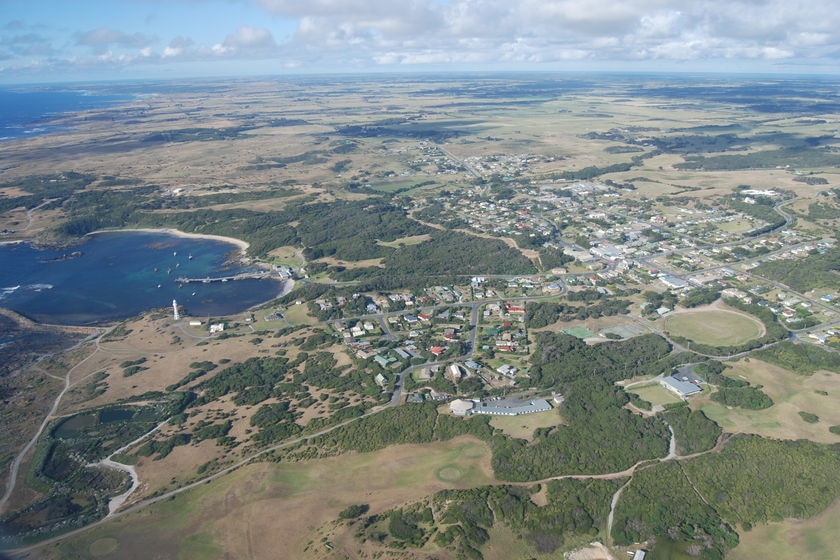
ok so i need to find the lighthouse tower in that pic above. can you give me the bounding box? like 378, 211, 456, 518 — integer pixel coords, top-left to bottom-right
172, 299, 180, 321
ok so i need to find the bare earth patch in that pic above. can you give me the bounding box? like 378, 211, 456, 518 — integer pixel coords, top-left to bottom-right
565, 542, 618, 560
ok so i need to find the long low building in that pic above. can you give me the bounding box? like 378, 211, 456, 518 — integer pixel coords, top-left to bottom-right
479, 399, 552, 416
450, 398, 553, 416
660, 375, 701, 398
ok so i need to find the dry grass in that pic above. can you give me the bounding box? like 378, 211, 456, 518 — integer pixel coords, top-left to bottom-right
39, 437, 494, 560
316, 256, 385, 269
699, 358, 840, 443
729, 496, 840, 560
282, 302, 317, 325
488, 409, 565, 441
628, 383, 683, 407
377, 234, 432, 247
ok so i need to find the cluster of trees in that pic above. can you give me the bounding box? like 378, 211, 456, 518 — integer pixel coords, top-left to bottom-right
491, 377, 670, 480
285, 403, 492, 459
686, 435, 840, 524
0, 172, 97, 212
189, 351, 387, 444
193, 356, 292, 407
525, 298, 631, 329
356, 479, 621, 558
136, 433, 191, 460
294, 351, 381, 399
166, 361, 218, 391
250, 402, 301, 444
383, 230, 535, 277
528, 332, 672, 386
710, 386, 773, 409
120, 357, 148, 377
614, 461, 739, 559
754, 340, 840, 375
538, 247, 574, 270
692, 360, 773, 410
663, 405, 722, 455
693, 361, 748, 388
681, 286, 722, 308
58, 186, 162, 236
293, 199, 430, 261
141, 126, 252, 142
676, 145, 839, 171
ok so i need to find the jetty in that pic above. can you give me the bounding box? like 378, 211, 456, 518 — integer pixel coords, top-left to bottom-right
174, 271, 274, 284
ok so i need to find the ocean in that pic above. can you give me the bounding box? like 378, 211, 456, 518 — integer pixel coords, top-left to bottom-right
0, 231, 286, 325
0, 86, 133, 142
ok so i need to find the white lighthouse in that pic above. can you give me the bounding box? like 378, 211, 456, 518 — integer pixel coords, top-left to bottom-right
172, 299, 180, 321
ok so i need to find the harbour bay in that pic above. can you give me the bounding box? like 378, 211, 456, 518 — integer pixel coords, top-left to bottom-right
0, 230, 286, 325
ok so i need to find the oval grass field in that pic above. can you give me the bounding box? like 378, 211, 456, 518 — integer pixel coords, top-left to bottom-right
661, 309, 764, 347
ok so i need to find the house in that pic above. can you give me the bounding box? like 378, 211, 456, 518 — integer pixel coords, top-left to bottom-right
505, 303, 526, 314
429, 346, 447, 357
446, 364, 465, 381
660, 275, 689, 289
496, 364, 517, 376
374, 355, 396, 368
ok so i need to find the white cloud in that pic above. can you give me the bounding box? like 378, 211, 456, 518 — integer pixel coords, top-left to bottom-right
2, 0, 838, 80
77, 28, 152, 51
251, 0, 840, 69
213, 26, 277, 55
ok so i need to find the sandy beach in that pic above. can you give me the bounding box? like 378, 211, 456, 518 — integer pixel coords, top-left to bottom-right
89, 228, 250, 255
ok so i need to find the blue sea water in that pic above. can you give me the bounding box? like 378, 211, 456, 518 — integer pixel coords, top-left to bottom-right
0, 87, 133, 141
0, 231, 286, 325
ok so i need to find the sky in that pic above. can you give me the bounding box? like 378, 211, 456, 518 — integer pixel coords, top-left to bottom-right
1, 0, 838, 83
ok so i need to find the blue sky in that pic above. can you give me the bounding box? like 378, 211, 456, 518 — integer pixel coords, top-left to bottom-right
1, 0, 838, 83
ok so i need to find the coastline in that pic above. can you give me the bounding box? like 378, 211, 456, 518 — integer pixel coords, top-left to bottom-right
89, 228, 250, 255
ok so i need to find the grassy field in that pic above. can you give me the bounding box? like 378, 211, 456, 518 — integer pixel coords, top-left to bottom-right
488, 409, 565, 441
628, 383, 683, 407
35, 437, 494, 560
377, 234, 431, 248
563, 326, 598, 339
282, 302, 317, 325
729, 497, 840, 560
661, 308, 764, 346
700, 358, 840, 443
